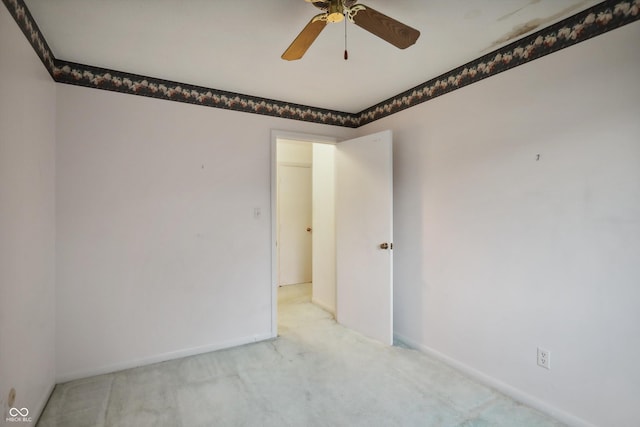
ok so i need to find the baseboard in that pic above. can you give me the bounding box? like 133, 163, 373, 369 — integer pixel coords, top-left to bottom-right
33, 381, 56, 424
393, 333, 597, 427
55, 333, 273, 383
311, 297, 335, 316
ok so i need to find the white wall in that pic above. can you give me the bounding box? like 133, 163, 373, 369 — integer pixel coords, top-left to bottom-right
0, 5, 56, 425
312, 144, 336, 314
359, 21, 640, 427
277, 140, 312, 165
55, 84, 355, 381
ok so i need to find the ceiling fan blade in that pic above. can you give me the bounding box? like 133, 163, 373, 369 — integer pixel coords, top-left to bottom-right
351, 5, 420, 49
282, 14, 328, 60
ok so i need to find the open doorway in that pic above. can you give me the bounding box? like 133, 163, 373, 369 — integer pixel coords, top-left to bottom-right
271, 131, 338, 337
276, 140, 313, 287
271, 130, 394, 344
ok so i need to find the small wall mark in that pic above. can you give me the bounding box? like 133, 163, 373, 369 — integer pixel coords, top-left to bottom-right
8, 388, 16, 407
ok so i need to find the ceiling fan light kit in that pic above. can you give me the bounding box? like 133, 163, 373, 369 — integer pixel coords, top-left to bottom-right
327, 0, 344, 22
282, 0, 420, 60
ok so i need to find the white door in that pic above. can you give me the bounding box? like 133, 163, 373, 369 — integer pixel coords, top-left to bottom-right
278, 165, 313, 285
336, 130, 393, 345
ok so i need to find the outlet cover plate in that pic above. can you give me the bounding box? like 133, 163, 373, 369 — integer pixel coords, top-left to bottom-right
537, 347, 550, 369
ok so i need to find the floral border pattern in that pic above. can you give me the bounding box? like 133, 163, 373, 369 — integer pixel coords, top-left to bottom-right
2, 0, 55, 77
1, 0, 359, 127
51, 60, 360, 127
3, 0, 639, 128
357, 0, 640, 126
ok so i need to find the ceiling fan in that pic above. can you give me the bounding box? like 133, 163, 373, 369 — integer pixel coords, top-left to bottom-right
282, 0, 420, 60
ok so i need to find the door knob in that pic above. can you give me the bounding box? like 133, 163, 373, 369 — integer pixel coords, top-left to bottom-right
380, 242, 390, 250
306, 227, 312, 232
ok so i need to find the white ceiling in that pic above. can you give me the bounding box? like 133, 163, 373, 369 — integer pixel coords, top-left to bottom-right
24, 0, 602, 113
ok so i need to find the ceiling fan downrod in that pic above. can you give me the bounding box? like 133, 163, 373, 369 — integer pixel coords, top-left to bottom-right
344, 11, 348, 60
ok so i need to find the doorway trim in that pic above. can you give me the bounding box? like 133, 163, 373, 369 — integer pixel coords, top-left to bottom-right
270, 130, 338, 338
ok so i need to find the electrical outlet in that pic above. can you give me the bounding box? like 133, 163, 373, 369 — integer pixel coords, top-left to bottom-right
537, 347, 550, 369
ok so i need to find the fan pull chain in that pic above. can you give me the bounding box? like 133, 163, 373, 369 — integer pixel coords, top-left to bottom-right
344, 13, 348, 60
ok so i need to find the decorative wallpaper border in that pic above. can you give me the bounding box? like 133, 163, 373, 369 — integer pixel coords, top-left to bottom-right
3, 0, 639, 128
51, 60, 360, 127
356, 0, 640, 126
2, 0, 55, 77
1, 0, 359, 127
